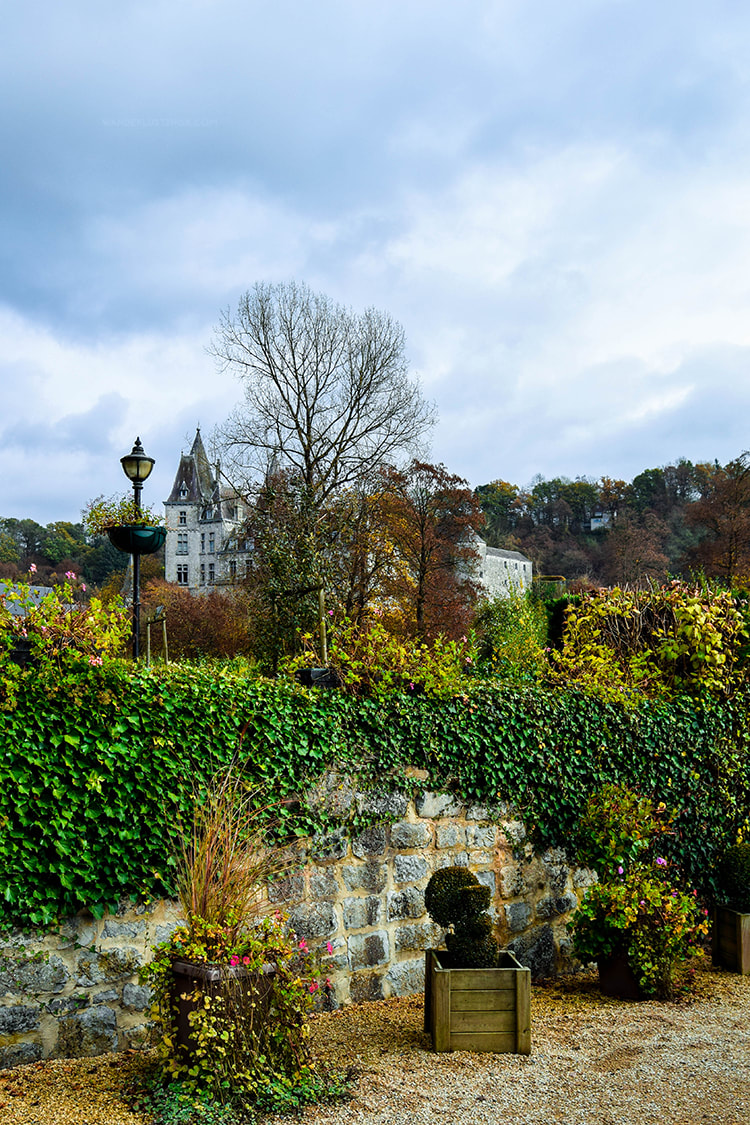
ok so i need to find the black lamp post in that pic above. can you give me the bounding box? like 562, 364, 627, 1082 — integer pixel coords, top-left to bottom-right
120, 436, 155, 660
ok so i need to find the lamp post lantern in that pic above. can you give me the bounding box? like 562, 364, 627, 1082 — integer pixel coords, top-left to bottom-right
120, 436, 155, 660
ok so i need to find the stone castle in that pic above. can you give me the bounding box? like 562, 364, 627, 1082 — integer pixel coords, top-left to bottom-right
163, 429, 532, 597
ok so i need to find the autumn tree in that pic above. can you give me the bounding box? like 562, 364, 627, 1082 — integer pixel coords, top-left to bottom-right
212, 281, 435, 504
685, 454, 750, 581
380, 461, 484, 639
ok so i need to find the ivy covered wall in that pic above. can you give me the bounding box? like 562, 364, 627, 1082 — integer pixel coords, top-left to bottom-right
1, 660, 749, 930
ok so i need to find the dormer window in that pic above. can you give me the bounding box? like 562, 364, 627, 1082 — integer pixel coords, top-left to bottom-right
179, 484, 188, 499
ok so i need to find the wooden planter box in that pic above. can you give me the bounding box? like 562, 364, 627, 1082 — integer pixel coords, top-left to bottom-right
712, 906, 750, 975
424, 949, 531, 1054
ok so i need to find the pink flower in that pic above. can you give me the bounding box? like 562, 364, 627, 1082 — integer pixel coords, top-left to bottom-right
229, 955, 240, 966
308, 981, 319, 993
655, 857, 667, 866
88, 655, 103, 667
65, 571, 76, 580
640, 900, 646, 907
298, 939, 308, 951
326, 941, 333, 954
81, 583, 86, 592
29, 564, 37, 574
325, 977, 332, 988
617, 866, 624, 875
242, 956, 250, 965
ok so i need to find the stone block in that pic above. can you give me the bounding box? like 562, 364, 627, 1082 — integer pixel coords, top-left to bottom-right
352, 827, 387, 858
390, 821, 432, 849
394, 922, 442, 953
500, 864, 528, 898
505, 902, 532, 933
393, 855, 428, 884
341, 862, 387, 894
101, 920, 145, 940
436, 825, 465, 848
348, 931, 389, 971
468, 850, 491, 867
355, 789, 408, 818
0, 1004, 40, 1035
501, 820, 526, 845
267, 873, 305, 904
349, 970, 384, 1003
417, 792, 464, 819
154, 922, 182, 945
93, 990, 119, 1004
342, 896, 381, 930
544, 864, 570, 895
47, 996, 90, 1014
122, 983, 152, 1011
311, 829, 348, 862
385, 958, 425, 996
0, 954, 68, 996
388, 888, 425, 921
309, 869, 339, 899
435, 851, 469, 869
306, 771, 355, 818
573, 867, 598, 889
121, 1023, 151, 1049
57, 1005, 118, 1057
536, 893, 578, 920
287, 902, 337, 940
475, 870, 496, 894
0, 1041, 42, 1068
508, 924, 555, 979
77, 947, 141, 986
467, 825, 497, 848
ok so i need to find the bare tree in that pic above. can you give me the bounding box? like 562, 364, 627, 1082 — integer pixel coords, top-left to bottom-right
211, 281, 435, 503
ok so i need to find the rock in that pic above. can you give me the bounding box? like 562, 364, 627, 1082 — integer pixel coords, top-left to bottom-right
0, 1041, 42, 1068
352, 827, 387, 858
348, 931, 389, 970
341, 862, 387, 894
394, 922, 442, 953
388, 888, 425, 921
0, 1004, 40, 1034
390, 821, 432, 849
385, 958, 425, 996
355, 789, 408, 818
505, 902, 532, 933
0, 954, 68, 996
287, 902, 337, 940
57, 1005, 118, 1057
536, 893, 578, 920
436, 825, 466, 848
311, 829, 348, 862
508, 924, 556, 979
467, 825, 497, 848
417, 792, 464, 819
348, 970, 384, 1003
101, 920, 145, 940
393, 855, 428, 884
342, 896, 382, 930
122, 983, 151, 1011
500, 864, 528, 897
309, 869, 339, 899
267, 873, 305, 904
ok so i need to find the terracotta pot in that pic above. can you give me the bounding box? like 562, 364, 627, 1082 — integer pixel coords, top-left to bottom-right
597, 951, 642, 1000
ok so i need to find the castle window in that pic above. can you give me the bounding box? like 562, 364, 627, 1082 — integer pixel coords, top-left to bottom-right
200, 532, 205, 553
229, 560, 237, 578
200, 563, 205, 585
208, 563, 215, 584
177, 565, 189, 586
179, 485, 188, 499
179, 510, 187, 525
208, 533, 215, 554
176, 532, 188, 555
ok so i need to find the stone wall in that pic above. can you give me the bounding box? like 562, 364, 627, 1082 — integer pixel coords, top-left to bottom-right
0, 789, 596, 1066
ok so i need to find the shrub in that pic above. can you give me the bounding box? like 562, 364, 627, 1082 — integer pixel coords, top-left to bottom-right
474, 590, 547, 683
716, 843, 750, 912
570, 785, 708, 999
424, 866, 498, 968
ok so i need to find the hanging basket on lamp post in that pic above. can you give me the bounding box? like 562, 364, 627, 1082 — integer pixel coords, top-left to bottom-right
106, 524, 166, 555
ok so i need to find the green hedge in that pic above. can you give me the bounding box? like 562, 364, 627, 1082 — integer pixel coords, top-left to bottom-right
1, 660, 749, 928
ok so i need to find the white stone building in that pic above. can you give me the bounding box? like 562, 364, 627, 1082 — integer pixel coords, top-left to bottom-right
474, 536, 533, 598
163, 430, 250, 593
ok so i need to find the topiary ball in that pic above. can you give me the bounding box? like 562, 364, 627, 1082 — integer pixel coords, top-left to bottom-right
718, 843, 750, 912
424, 866, 480, 928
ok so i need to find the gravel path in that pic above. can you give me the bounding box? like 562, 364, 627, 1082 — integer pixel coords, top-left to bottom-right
1, 966, 748, 1125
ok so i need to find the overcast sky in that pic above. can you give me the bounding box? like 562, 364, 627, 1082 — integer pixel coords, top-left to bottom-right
3, 0, 750, 523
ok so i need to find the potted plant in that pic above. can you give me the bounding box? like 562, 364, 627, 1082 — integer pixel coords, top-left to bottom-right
712, 842, 750, 974
142, 763, 339, 1120
82, 494, 166, 555
570, 785, 708, 1000
423, 865, 531, 1054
